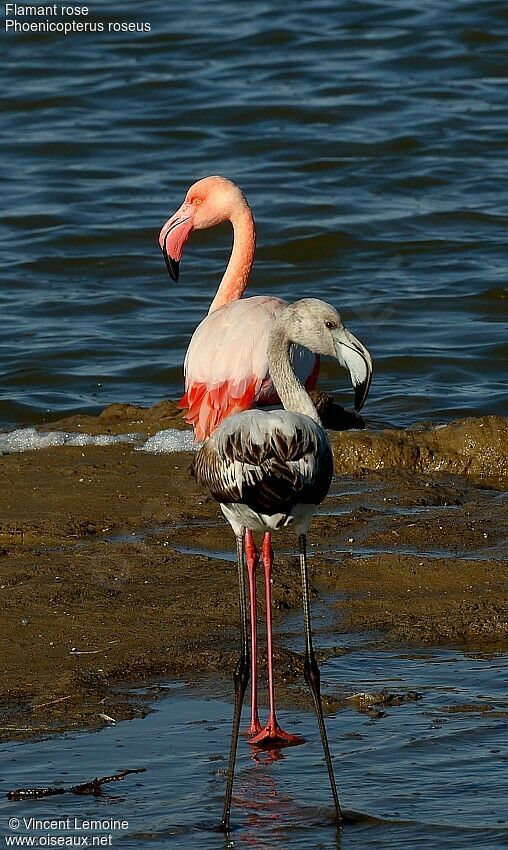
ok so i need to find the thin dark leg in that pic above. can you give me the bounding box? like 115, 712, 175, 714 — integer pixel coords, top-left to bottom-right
249, 532, 304, 748
299, 534, 342, 826
244, 529, 261, 736
221, 534, 250, 832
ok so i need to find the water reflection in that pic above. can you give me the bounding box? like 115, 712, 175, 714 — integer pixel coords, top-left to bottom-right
0, 647, 506, 848
233, 753, 343, 850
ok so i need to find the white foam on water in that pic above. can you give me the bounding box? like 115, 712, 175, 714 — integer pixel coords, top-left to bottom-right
0, 427, 140, 455
0, 427, 199, 455
139, 428, 199, 453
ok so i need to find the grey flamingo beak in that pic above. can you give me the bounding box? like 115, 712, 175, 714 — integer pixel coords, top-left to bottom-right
331, 326, 373, 412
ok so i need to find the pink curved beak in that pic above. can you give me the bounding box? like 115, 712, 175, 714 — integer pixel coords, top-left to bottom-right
158, 203, 195, 281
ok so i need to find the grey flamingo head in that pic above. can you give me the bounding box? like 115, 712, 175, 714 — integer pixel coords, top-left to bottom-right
268, 298, 373, 412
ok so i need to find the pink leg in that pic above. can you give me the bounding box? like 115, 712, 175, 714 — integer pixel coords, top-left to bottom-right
244, 529, 262, 736
249, 532, 304, 749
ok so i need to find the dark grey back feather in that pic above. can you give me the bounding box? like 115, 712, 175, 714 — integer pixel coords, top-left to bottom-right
191, 409, 333, 515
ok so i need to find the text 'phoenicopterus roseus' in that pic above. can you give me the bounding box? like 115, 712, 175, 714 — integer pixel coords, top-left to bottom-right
191, 298, 373, 831
159, 176, 320, 440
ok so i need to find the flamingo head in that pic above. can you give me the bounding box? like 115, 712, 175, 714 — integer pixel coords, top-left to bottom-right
275, 299, 373, 412
158, 176, 249, 281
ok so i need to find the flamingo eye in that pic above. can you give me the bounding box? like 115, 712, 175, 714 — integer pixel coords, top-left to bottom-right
325, 320, 337, 329
193, 197, 202, 205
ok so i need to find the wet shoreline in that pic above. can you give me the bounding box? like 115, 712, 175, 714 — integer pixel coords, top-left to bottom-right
0, 401, 506, 740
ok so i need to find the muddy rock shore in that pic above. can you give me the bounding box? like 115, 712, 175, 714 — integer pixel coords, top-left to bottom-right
0, 401, 506, 739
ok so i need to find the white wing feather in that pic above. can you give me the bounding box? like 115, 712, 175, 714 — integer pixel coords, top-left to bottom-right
184, 295, 317, 393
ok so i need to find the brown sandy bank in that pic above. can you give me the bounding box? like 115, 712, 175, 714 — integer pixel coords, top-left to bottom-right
0, 401, 506, 739
45, 399, 508, 483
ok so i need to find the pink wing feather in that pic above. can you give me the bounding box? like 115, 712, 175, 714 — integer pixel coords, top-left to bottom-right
179, 295, 319, 440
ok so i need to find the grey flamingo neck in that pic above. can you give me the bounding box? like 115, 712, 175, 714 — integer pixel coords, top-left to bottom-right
267, 325, 321, 424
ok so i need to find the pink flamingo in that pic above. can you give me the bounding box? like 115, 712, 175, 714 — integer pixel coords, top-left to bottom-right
159, 175, 322, 743
158, 175, 320, 442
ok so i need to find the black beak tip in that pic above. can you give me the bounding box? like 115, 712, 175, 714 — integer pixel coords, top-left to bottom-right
354, 376, 371, 413
163, 248, 179, 282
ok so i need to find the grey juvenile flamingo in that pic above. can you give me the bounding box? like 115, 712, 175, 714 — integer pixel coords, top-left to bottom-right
191, 298, 373, 830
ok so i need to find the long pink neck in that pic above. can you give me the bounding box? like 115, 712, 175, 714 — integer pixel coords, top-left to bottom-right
208, 205, 256, 314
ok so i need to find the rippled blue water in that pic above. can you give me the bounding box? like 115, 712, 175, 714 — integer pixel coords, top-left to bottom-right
1, 647, 506, 849
1, 0, 507, 428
